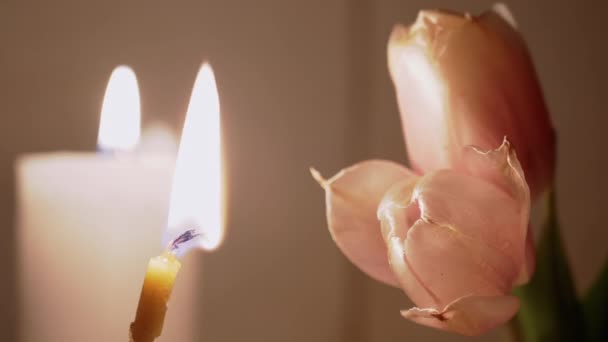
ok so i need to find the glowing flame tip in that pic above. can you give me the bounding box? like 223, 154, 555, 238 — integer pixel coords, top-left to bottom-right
165, 63, 224, 256
97, 65, 141, 152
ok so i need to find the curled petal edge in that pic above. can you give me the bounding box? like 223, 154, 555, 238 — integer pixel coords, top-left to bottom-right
401, 294, 520, 336
492, 3, 518, 29
461, 137, 528, 204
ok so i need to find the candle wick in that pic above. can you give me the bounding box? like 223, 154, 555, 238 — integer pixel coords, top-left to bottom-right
169, 229, 202, 252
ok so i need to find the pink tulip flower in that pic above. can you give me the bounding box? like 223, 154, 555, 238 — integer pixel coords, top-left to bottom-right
388, 5, 555, 198
311, 5, 552, 334
312, 140, 534, 335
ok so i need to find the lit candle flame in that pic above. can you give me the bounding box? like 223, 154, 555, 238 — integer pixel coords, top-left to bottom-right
164, 63, 224, 256
97, 65, 141, 152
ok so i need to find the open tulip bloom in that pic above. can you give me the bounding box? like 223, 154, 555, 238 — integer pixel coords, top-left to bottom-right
313, 140, 532, 336
312, 3, 608, 341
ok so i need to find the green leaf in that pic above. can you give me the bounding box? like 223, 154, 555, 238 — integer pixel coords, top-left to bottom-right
583, 260, 608, 341
512, 191, 586, 342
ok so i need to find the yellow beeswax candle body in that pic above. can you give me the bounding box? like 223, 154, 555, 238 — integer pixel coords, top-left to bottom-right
130, 252, 181, 342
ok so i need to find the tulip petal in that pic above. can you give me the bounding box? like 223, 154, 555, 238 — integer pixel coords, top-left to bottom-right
383, 217, 513, 310
311, 160, 416, 286
401, 294, 520, 336
387, 23, 450, 174
417, 172, 522, 276
459, 139, 532, 284
378, 149, 530, 308
515, 227, 535, 285
459, 139, 528, 204
388, 8, 556, 198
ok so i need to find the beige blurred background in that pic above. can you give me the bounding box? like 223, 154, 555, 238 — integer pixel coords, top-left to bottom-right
1, 0, 607, 341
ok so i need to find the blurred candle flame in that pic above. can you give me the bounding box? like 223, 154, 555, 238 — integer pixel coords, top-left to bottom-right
97, 66, 141, 152
165, 63, 224, 256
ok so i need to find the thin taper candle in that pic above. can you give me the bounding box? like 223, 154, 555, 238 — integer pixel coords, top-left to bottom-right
129, 252, 181, 342
129, 63, 225, 341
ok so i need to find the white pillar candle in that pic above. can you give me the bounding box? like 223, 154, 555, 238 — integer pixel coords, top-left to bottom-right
16, 66, 200, 342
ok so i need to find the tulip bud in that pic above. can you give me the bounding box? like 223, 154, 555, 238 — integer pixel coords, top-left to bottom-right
388, 4, 555, 198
